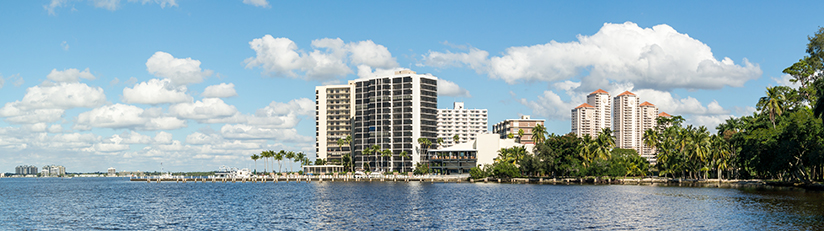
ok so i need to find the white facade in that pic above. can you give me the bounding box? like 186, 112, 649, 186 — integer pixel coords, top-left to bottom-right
108, 167, 117, 176
315, 84, 354, 164
437, 102, 488, 148
637, 102, 658, 163
614, 91, 640, 151
587, 89, 611, 133
571, 103, 595, 138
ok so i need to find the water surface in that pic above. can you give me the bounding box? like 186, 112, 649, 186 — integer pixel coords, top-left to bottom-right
1, 178, 822, 230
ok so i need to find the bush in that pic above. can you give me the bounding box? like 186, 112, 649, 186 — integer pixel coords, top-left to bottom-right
491, 162, 521, 178
469, 165, 489, 179
413, 163, 430, 175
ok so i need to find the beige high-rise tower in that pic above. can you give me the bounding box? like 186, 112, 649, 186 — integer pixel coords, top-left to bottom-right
637, 101, 658, 163
586, 89, 611, 134
613, 91, 639, 151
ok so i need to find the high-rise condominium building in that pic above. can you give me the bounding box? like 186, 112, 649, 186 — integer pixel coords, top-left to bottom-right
352, 70, 437, 172
15, 165, 38, 175
571, 103, 596, 138
587, 89, 611, 132
315, 84, 353, 164
492, 115, 545, 144
637, 101, 658, 163
614, 91, 641, 152
315, 70, 438, 172
436, 102, 488, 148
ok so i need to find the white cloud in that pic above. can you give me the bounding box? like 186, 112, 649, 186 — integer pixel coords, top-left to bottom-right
47, 68, 96, 82
0, 82, 105, 124
23, 123, 48, 132
169, 98, 238, 120
123, 78, 192, 104
92, 0, 120, 11
117, 131, 153, 144
220, 124, 311, 142
186, 132, 223, 145
633, 89, 730, 116
201, 83, 238, 98
61, 41, 69, 51
423, 22, 762, 91
146, 51, 213, 85
244, 36, 400, 81
153, 131, 173, 144
75, 104, 186, 130
346, 40, 398, 69
48, 124, 63, 133
518, 90, 581, 120
44, 0, 69, 16
438, 79, 471, 97
242, 0, 270, 8
772, 74, 802, 88
127, 0, 177, 8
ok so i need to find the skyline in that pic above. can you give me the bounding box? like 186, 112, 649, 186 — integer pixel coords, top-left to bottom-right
1, 1, 821, 172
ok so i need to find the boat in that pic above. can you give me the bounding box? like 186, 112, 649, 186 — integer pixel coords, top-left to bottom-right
214, 166, 252, 179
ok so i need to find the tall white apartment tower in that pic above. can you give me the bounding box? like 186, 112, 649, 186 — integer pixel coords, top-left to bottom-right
586, 89, 611, 134
315, 84, 354, 164
637, 101, 658, 163
437, 102, 488, 148
613, 91, 639, 151
571, 103, 596, 138
351, 70, 437, 172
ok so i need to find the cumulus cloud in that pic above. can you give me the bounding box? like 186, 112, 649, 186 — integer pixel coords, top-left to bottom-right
772, 74, 802, 88
0, 82, 105, 124
201, 83, 238, 98
220, 124, 311, 142
169, 98, 238, 121
242, 0, 269, 8
422, 22, 762, 91
92, 0, 120, 11
438, 79, 471, 97
47, 68, 96, 82
75, 104, 186, 130
244, 36, 399, 81
186, 132, 223, 145
44, 0, 69, 16
146, 51, 213, 85
123, 78, 192, 104
48, 124, 63, 133
198, 98, 312, 128
45, 0, 177, 15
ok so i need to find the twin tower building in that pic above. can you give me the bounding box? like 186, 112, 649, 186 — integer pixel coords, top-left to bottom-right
571, 89, 671, 164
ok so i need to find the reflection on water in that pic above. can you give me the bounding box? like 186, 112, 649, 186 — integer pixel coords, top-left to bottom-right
0, 178, 822, 230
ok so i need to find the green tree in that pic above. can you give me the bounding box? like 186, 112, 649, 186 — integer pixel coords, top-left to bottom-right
399, 151, 409, 173
437, 137, 444, 148
251, 154, 259, 174
275, 150, 284, 173
517, 129, 525, 143
453, 134, 460, 144
296, 152, 306, 173
286, 151, 296, 173
381, 149, 392, 172
532, 124, 547, 145
259, 150, 269, 173
417, 138, 432, 163
757, 86, 787, 128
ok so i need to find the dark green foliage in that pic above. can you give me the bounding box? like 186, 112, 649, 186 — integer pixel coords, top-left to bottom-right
469, 165, 491, 179
491, 162, 521, 178
413, 163, 429, 175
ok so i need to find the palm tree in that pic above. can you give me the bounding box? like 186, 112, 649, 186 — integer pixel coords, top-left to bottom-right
369, 145, 381, 171
578, 135, 596, 168
296, 152, 306, 173
251, 154, 259, 174
337, 138, 346, 162
275, 150, 284, 173
286, 151, 296, 173
381, 149, 392, 172
517, 129, 525, 143
361, 145, 371, 171
757, 86, 786, 128
259, 150, 268, 173
532, 124, 547, 145
436, 137, 444, 148
594, 128, 614, 161
417, 138, 432, 163
453, 134, 460, 144
399, 151, 409, 173
344, 135, 353, 171
507, 133, 514, 139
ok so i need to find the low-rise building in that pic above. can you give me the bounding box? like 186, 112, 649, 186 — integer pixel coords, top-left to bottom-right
108, 167, 117, 176
491, 115, 545, 144
436, 102, 488, 148
428, 133, 532, 175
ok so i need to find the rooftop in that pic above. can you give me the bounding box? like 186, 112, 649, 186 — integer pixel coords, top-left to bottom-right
589, 89, 609, 95
617, 91, 636, 97
639, 101, 655, 106
575, 103, 595, 109
658, 112, 672, 117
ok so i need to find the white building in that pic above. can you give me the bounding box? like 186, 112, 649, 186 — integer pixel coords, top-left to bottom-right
315, 84, 354, 165
613, 91, 640, 151
436, 102, 488, 148
637, 101, 658, 162
427, 133, 532, 175
571, 103, 596, 138
108, 167, 117, 176
315, 70, 438, 172
587, 89, 611, 133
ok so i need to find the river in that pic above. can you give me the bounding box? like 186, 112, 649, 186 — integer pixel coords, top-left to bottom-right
0, 177, 822, 230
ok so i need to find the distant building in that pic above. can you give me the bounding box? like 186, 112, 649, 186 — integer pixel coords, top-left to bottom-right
637, 101, 659, 163
492, 115, 545, 144
587, 89, 612, 133
41, 165, 65, 177
436, 102, 488, 148
15, 165, 38, 175
108, 167, 116, 176
614, 91, 640, 152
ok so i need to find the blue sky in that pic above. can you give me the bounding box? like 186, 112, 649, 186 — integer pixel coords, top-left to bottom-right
0, 0, 820, 173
